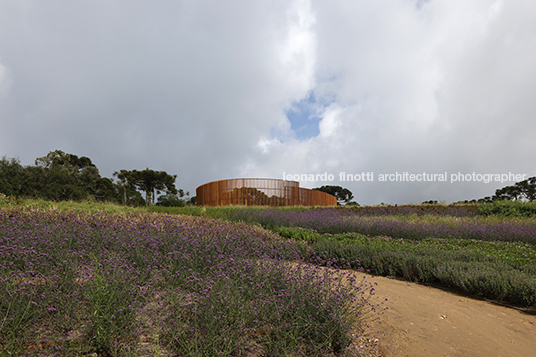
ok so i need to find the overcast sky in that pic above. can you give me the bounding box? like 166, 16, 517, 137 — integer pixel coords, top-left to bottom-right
1, 0, 535, 205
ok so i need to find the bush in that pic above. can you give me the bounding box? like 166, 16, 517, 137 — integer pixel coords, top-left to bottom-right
477, 200, 536, 217
305, 238, 536, 308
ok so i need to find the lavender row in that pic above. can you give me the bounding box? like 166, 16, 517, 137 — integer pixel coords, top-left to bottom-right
231, 208, 536, 244
343, 204, 478, 217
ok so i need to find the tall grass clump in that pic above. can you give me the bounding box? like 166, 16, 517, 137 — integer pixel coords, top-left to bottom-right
0, 206, 376, 356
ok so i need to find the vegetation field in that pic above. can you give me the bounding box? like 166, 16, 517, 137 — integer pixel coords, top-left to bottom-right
2, 197, 536, 355
222, 202, 536, 309
0, 200, 376, 356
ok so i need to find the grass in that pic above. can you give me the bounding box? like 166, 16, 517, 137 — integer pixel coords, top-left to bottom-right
4, 197, 536, 354
0, 195, 310, 219
0, 202, 377, 356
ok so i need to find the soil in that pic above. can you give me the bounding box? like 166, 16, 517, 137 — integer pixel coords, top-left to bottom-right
359, 275, 536, 357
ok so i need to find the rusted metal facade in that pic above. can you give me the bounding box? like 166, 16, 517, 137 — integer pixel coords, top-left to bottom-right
196, 178, 337, 207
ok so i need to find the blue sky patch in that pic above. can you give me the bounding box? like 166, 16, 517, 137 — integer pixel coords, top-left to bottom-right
286, 92, 324, 140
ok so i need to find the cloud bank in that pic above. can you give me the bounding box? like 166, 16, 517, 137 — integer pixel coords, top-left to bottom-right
1, 0, 535, 204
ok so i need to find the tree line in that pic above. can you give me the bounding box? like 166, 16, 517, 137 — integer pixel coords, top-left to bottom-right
314, 180, 536, 206
0, 150, 192, 206
451, 176, 536, 204
7, 152, 532, 207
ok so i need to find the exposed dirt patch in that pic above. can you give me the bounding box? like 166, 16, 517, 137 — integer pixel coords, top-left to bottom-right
361, 275, 536, 357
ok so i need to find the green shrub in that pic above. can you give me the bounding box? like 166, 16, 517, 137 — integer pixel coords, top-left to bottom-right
306, 238, 536, 308
478, 200, 536, 217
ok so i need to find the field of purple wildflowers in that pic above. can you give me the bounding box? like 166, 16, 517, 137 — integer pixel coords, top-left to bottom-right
0, 206, 378, 356
229, 206, 536, 309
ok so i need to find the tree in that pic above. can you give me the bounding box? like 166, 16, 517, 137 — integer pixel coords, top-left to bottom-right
492, 177, 536, 202
0, 156, 24, 196
313, 185, 354, 205
114, 168, 177, 206
95, 177, 120, 203
113, 169, 136, 204
34, 150, 101, 201
345, 201, 360, 206
0, 156, 51, 199
156, 188, 191, 207
514, 177, 536, 202
493, 186, 521, 201
156, 193, 185, 207
35, 149, 96, 173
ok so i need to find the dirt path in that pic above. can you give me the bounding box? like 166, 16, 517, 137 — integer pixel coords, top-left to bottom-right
361, 275, 536, 357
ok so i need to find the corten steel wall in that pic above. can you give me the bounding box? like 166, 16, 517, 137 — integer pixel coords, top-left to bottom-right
196, 178, 337, 207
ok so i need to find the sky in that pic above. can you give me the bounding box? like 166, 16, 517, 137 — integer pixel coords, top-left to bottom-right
1, 0, 535, 205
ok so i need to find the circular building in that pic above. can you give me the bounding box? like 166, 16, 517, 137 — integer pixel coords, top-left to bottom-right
196, 178, 337, 207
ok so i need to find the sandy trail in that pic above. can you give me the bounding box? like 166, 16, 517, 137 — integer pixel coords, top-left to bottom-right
361, 275, 536, 357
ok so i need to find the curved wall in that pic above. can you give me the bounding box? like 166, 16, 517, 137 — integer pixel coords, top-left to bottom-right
196, 178, 337, 207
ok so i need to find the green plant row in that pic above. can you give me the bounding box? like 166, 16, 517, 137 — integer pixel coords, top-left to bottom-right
476, 200, 536, 217
277, 227, 536, 308
277, 227, 536, 267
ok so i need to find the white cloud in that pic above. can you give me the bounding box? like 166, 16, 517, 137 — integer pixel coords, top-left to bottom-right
1, 0, 535, 204
0, 61, 10, 96
246, 0, 536, 203
317, 104, 342, 138
276, 0, 316, 94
